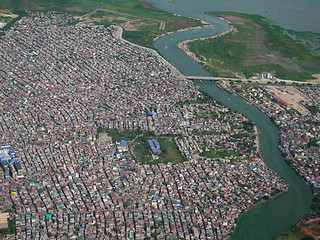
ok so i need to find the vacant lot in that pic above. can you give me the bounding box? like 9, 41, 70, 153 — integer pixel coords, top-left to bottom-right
267, 86, 310, 114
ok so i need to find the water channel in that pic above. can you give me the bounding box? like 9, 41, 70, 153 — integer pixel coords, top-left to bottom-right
142, 1, 315, 239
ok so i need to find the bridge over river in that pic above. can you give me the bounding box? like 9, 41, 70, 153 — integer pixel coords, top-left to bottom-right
185, 75, 320, 85
185, 76, 239, 81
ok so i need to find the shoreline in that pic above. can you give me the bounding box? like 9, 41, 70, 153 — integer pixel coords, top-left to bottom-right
231, 189, 287, 239
153, 14, 212, 41
177, 23, 234, 63
216, 82, 318, 240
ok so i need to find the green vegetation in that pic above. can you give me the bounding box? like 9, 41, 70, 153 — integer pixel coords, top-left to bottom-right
99, 129, 144, 142
2, 0, 83, 12
134, 134, 184, 164
0, 219, 15, 236
97, 129, 184, 164
312, 194, 320, 214
308, 138, 320, 148
305, 105, 320, 115
242, 121, 254, 132
122, 13, 202, 49
123, 29, 156, 49
187, 12, 320, 81
285, 30, 320, 56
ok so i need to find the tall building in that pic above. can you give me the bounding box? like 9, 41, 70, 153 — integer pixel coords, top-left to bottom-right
0, 145, 23, 179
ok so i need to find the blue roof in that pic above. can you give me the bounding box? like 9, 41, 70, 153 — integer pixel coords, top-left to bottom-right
148, 139, 161, 153
153, 140, 160, 148
117, 140, 128, 147
148, 140, 155, 148
0, 145, 22, 176
1, 159, 9, 167
147, 111, 153, 116
152, 149, 162, 153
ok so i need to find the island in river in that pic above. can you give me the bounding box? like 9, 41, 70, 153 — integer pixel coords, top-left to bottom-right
186, 12, 320, 81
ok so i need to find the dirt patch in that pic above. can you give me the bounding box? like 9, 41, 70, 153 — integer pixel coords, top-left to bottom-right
224, 15, 247, 26
97, 133, 112, 144
65, 7, 88, 13
0, 13, 18, 18
267, 85, 310, 114
307, 74, 320, 83
122, 20, 143, 31
137, 0, 158, 10
232, 27, 238, 35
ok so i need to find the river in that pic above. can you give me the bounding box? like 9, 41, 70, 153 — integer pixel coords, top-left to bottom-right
142, 0, 315, 239
145, 0, 320, 33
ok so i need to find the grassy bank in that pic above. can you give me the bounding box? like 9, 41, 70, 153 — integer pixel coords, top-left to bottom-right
187, 12, 320, 81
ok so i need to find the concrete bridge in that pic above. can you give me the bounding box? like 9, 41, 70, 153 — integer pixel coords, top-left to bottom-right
185, 75, 320, 85
185, 76, 240, 81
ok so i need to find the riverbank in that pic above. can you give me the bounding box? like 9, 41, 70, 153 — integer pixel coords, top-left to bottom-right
114, 22, 293, 239
177, 22, 234, 63
153, 15, 212, 41
231, 189, 287, 238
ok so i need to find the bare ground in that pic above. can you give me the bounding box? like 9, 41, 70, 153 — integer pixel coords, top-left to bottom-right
267, 85, 310, 114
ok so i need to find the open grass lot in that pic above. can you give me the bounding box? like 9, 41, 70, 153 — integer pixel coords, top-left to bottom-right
99, 129, 144, 142
188, 12, 320, 81
98, 129, 184, 164
133, 134, 184, 164
0, 0, 202, 49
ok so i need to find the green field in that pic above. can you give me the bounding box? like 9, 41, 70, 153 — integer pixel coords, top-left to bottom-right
98, 130, 184, 164
134, 135, 184, 164
187, 12, 320, 81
